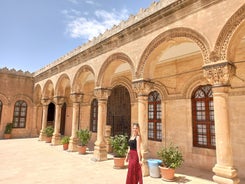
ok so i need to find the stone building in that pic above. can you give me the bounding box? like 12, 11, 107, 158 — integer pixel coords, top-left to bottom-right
0, 0, 245, 183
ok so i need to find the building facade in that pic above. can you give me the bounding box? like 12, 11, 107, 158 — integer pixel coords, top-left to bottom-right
0, 0, 245, 183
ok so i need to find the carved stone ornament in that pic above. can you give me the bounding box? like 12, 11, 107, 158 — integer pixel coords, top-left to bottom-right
132, 79, 154, 96
53, 96, 66, 105
203, 61, 236, 87
94, 88, 111, 100
41, 98, 51, 106
70, 93, 83, 103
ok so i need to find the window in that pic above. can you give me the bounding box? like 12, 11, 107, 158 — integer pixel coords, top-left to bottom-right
13, 100, 27, 128
148, 91, 162, 141
0, 100, 2, 123
192, 85, 215, 149
90, 99, 98, 132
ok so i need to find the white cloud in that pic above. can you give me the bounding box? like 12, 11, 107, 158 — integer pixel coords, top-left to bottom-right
65, 8, 129, 40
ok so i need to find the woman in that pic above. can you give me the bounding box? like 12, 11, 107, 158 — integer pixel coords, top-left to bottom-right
126, 123, 143, 184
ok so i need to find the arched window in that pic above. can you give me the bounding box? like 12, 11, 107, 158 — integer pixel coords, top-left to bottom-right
90, 99, 98, 132
148, 91, 162, 141
13, 100, 27, 128
192, 85, 215, 149
0, 100, 2, 123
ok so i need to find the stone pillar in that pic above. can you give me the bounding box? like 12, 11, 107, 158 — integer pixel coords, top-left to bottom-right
52, 96, 65, 145
31, 105, 39, 137
203, 60, 240, 184
68, 93, 83, 152
93, 88, 111, 161
132, 79, 154, 176
39, 98, 50, 141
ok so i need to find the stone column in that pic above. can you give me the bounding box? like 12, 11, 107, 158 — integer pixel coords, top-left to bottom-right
93, 88, 111, 161
39, 98, 50, 141
52, 96, 65, 145
68, 93, 83, 152
203, 60, 240, 184
31, 105, 39, 137
132, 79, 154, 176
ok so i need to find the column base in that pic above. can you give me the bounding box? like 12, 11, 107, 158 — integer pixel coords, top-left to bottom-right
51, 133, 61, 145
38, 131, 46, 141
213, 164, 240, 184
93, 141, 107, 161
68, 137, 78, 152
142, 160, 149, 177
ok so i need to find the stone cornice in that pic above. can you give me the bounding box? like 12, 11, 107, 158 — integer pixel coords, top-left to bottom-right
34, 0, 221, 82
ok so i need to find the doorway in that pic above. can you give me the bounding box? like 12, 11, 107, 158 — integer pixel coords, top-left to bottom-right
107, 85, 131, 136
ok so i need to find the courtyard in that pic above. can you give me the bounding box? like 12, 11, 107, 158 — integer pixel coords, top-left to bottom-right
0, 138, 218, 184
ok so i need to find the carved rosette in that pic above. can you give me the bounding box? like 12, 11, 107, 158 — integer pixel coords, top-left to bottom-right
53, 96, 66, 105
132, 79, 154, 96
203, 61, 236, 87
94, 88, 111, 100
70, 93, 83, 103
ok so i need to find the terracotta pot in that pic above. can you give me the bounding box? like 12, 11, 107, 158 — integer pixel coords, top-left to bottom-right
63, 143, 69, 150
77, 145, 87, 154
45, 136, 52, 143
159, 166, 175, 181
3, 134, 11, 139
113, 157, 126, 169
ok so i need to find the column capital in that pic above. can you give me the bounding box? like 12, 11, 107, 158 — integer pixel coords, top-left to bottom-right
70, 93, 83, 103
41, 98, 51, 106
203, 60, 236, 87
132, 79, 154, 96
53, 96, 66, 105
94, 88, 111, 100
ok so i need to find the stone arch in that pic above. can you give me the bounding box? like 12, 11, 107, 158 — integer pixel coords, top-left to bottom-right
111, 76, 136, 103
33, 84, 42, 105
137, 27, 210, 78
96, 52, 135, 87
55, 74, 71, 97
183, 73, 209, 99
213, 4, 245, 61
152, 81, 168, 100
12, 94, 33, 107
72, 65, 95, 93
42, 80, 54, 99
0, 93, 9, 105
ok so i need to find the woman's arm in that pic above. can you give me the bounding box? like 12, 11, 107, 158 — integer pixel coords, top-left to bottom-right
125, 147, 130, 162
136, 136, 142, 164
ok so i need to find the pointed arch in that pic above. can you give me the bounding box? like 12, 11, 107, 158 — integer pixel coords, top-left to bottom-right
42, 80, 54, 99
213, 4, 245, 62
72, 64, 95, 93
137, 27, 210, 78
96, 52, 135, 87
55, 73, 71, 97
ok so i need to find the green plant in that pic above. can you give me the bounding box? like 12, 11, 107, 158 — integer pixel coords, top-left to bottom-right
157, 143, 184, 169
4, 123, 13, 134
44, 126, 54, 137
76, 129, 92, 146
110, 135, 128, 158
61, 136, 70, 144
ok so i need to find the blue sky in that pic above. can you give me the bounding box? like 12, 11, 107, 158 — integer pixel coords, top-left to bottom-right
0, 0, 157, 73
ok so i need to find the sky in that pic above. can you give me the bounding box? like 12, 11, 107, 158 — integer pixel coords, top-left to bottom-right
0, 0, 158, 73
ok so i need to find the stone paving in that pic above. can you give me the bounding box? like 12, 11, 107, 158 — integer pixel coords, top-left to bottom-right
0, 138, 217, 184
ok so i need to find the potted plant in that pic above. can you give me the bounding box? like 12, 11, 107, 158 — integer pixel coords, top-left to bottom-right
44, 126, 54, 143
157, 143, 184, 181
76, 129, 91, 154
61, 136, 70, 150
4, 123, 13, 139
110, 134, 128, 169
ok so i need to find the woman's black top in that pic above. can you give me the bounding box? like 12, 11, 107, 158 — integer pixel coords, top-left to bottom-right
129, 137, 137, 150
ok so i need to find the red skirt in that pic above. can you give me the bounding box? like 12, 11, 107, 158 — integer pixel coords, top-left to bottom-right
126, 150, 143, 184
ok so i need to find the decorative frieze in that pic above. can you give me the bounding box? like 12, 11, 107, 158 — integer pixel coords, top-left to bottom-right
203, 61, 236, 87
132, 79, 154, 96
